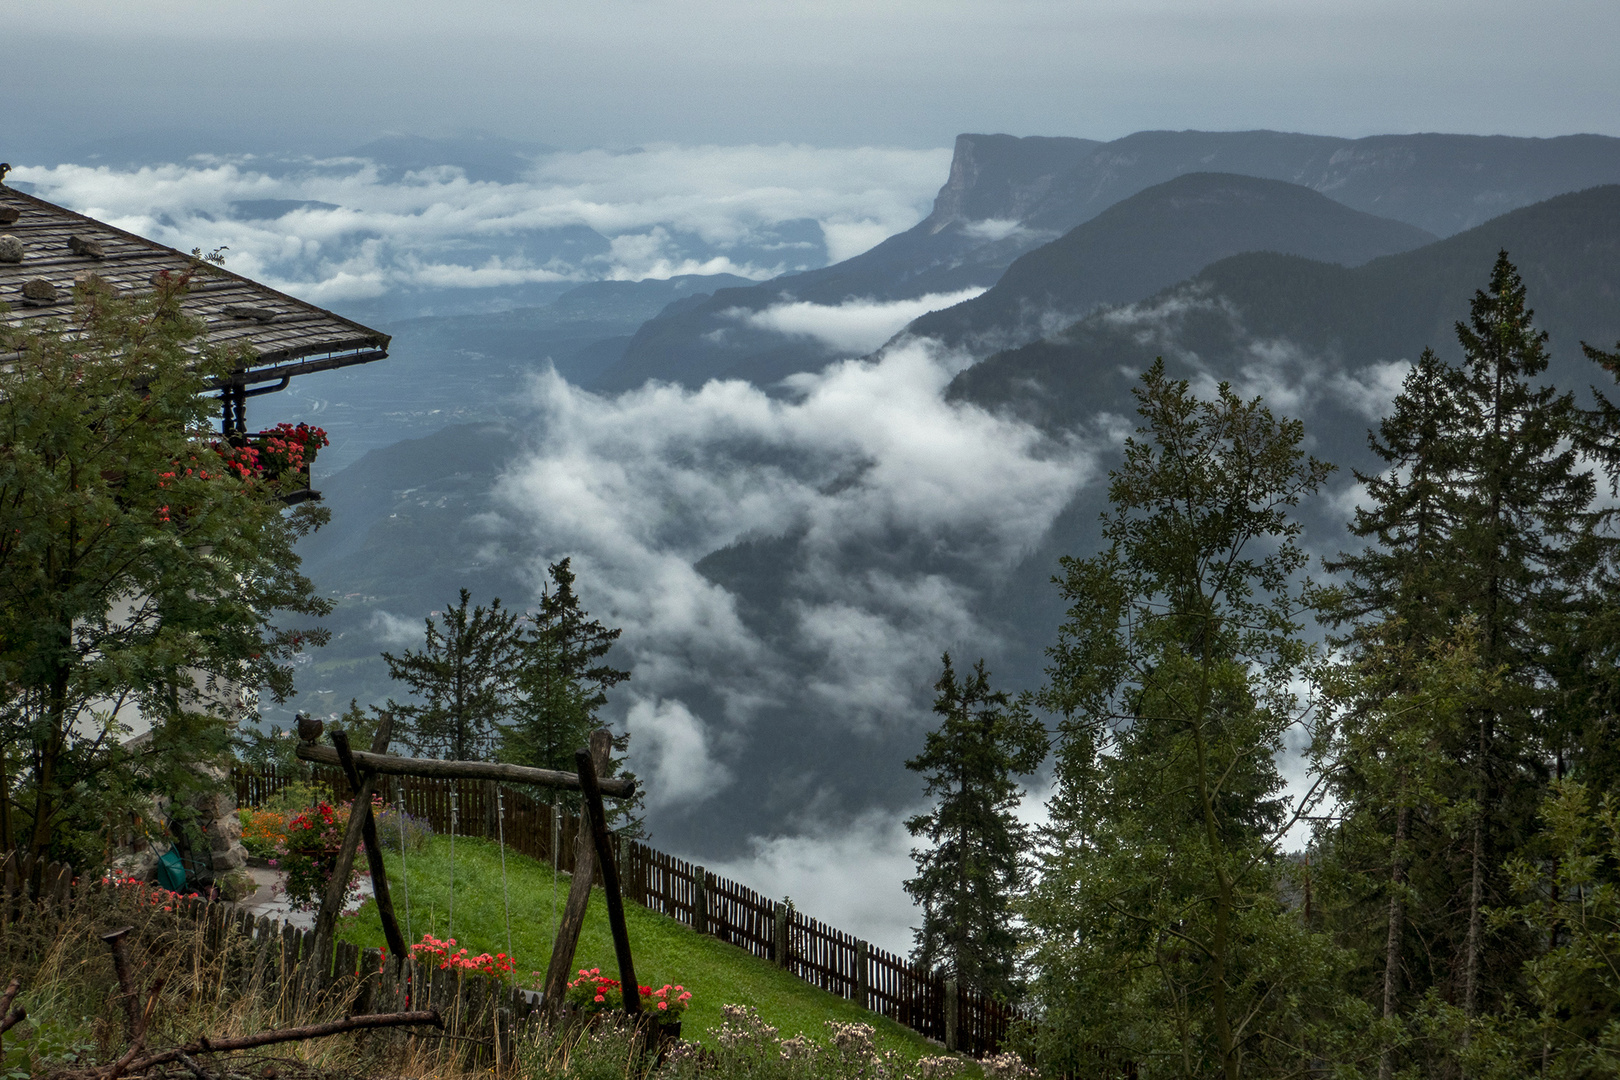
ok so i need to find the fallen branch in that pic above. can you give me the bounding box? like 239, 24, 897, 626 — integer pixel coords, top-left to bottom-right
113, 1009, 442, 1075
0, 975, 23, 1036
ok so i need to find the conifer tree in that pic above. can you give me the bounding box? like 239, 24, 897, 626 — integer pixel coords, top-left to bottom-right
382, 589, 522, 760
903, 653, 1045, 999
502, 558, 630, 772
1323, 253, 1620, 1061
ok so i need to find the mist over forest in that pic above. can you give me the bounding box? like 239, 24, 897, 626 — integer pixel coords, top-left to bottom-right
14, 127, 1620, 954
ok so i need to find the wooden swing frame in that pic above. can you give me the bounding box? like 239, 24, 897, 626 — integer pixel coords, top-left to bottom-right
294, 719, 642, 1017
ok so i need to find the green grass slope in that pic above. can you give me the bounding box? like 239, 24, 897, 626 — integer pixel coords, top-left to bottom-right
338, 836, 936, 1056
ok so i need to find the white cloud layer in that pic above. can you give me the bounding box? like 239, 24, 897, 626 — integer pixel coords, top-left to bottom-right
11, 144, 950, 307
704, 812, 921, 954
737, 289, 987, 355
489, 338, 1097, 937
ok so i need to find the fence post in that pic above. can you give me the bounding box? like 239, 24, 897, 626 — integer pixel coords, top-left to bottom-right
774, 903, 790, 968
944, 978, 959, 1052
483, 779, 499, 839
693, 866, 707, 934
856, 940, 869, 1011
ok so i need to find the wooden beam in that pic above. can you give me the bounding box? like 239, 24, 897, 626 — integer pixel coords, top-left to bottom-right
330, 727, 408, 960
294, 743, 636, 799
577, 746, 640, 1017
541, 731, 611, 1017
308, 715, 394, 988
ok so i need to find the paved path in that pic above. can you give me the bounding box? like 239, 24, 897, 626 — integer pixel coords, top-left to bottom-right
238, 864, 375, 930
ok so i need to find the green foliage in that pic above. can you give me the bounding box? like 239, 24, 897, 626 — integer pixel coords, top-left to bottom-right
1318, 252, 1620, 1073
0, 268, 331, 865
383, 587, 522, 760
904, 653, 1045, 999
503, 558, 631, 775
1025, 360, 1347, 1079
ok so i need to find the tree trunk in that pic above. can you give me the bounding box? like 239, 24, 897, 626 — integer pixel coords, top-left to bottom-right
1379, 801, 1408, 1080
541, 730, 612, 1016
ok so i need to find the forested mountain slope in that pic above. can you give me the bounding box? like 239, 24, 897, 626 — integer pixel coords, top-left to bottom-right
596, 130, 1620, 392
905, 171, 1436, 357
948, 183, 1620, 458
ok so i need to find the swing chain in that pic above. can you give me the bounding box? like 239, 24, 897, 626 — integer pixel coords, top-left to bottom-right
497, 788, 513, 961
397, 787, 413, 946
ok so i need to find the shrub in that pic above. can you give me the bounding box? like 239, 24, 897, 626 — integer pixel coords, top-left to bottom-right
236, 807, 285, 860
562, 967, 691, 1027
277, 800, 360, 912
374, 802, 433, 853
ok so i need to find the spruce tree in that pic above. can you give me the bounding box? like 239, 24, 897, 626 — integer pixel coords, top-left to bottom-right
502, 558, 630, 772
382, 589, 522, 760
1322, 253, 1620, 1061
903, 653, 1045, 1000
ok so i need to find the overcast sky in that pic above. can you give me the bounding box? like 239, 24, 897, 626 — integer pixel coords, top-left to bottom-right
9, 0, 1619, 161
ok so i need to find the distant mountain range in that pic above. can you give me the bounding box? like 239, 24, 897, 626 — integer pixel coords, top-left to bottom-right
593, 130, 1620, 391
906, 171, 1437, 358
949, 183, 1620, 447
275, 130, 1620, 858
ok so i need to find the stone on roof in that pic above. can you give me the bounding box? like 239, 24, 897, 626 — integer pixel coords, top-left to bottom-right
0, 185, 389, 386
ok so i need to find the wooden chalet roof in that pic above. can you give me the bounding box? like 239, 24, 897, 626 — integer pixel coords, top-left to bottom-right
0, 184, 389, 386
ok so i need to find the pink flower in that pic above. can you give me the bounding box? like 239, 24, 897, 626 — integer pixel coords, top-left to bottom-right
595, 994, 606, 1003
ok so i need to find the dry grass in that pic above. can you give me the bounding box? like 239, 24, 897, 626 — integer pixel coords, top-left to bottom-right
1, 883, 432, 1078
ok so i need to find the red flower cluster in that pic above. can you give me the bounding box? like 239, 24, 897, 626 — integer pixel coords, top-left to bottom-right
409, 933, 517, 976
102, 868, 185, 912
208, 423, 330, 485
253, 422, 328, 480
278, 800, 359, 912
563, 967, 691, 1021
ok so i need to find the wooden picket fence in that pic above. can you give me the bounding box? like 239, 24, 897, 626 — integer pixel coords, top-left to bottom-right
236, 764, 1020, 1056
0, 847, 542, 1070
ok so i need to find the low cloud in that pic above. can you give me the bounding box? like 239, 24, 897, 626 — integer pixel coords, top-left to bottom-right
736, 288, 986, 354
11, 143, 950, 309
624, 696, 732, 812
490, 337, 1096, 859
367, 609, 424, 646
960, 219, 1025, 242
702, 812, 922, 954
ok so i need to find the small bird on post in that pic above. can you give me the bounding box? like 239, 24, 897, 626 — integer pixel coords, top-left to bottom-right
296, 712, 323, 744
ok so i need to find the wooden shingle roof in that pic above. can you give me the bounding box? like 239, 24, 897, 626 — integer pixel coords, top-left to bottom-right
0, 184, 389, 385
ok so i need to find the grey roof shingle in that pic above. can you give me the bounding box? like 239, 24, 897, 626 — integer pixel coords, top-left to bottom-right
0, 185, 389, 386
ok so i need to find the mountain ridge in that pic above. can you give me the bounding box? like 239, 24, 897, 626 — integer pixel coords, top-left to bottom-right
905, 171, 1437, 358
596, 130, 1620, 393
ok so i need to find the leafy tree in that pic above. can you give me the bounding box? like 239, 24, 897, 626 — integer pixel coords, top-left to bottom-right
1322, 253, 1620, 1053
382, 589, 522, 760
1024, 360, 1348, 1079
903, 653, 1046, 1000
0, 270, 331, 866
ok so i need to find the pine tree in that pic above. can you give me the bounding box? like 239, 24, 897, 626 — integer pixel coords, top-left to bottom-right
1025, 360, 1342, 1079
502, 558, 630, 772
1322, 252, 1620, 1062
382, 589, 522, 761
903, 653, 1045, 1000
